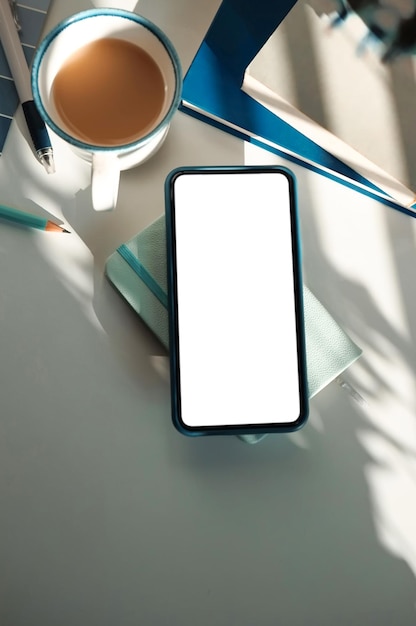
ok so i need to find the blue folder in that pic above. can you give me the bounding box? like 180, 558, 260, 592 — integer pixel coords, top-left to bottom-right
180, 0, 416, 217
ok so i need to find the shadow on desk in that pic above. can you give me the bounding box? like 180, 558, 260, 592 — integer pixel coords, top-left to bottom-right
2, 118, 414, 625
1, 214, 415, 625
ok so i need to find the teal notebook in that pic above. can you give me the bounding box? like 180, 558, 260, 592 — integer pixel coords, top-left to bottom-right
106, 215, 362, 442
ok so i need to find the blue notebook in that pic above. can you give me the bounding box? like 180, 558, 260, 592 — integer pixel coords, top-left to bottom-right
180, 0, 416, 217
0, 0, 51, 154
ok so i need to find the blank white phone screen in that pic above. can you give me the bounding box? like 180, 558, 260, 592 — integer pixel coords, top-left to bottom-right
173, 171, 301, 428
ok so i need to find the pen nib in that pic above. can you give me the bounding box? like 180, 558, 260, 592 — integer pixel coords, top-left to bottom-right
38, 151, 55, 175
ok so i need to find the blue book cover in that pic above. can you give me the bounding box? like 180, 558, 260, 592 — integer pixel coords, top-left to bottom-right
180, 0, 416, 217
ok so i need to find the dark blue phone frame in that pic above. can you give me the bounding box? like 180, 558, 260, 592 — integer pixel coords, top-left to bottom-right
165, 165, 309, 436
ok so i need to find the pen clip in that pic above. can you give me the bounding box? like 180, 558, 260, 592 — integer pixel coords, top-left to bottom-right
8, 0, 21, 32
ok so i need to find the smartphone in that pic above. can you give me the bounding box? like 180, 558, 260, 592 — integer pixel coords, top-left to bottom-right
165, 166, 308, 436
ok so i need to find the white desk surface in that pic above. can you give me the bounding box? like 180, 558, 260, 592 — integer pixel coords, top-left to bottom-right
1, 1, 415, 624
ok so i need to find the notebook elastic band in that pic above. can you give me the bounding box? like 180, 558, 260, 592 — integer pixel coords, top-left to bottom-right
117, 244, 168, 309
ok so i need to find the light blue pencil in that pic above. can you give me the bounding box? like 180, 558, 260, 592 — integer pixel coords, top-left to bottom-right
0, 204, 69, 233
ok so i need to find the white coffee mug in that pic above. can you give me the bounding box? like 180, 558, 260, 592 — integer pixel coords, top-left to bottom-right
31, 8, 182, 211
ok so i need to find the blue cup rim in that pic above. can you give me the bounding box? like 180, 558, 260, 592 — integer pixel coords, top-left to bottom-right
31, 8, 183, 152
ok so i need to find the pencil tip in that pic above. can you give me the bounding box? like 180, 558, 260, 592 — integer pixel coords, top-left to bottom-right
63, 229, 71, 233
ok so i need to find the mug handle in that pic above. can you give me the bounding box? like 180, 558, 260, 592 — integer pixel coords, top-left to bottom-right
91, 153, 120, 211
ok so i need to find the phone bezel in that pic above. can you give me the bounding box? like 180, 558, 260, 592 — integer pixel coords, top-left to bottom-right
165, 165, 308, 436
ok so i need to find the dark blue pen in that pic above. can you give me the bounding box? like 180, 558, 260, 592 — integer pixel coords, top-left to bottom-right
0, 0, 55, 173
